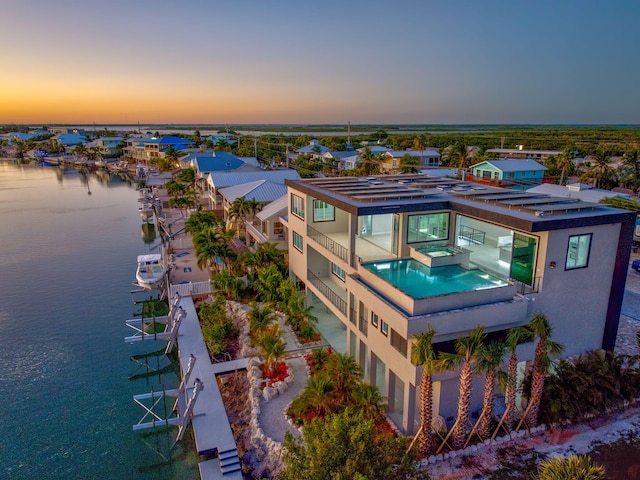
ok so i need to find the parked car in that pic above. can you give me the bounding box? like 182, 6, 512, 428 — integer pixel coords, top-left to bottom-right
632, 260, 640, 271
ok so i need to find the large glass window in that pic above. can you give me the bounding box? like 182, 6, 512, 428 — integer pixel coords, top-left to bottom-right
390, 328, 407, 357
407, 212, 449, 243
293, 231, 303, 252
291, 194, 304, 219
313, 199, 335, 222
510, 233, 537, 285
331, 263, 346, 281
566, 234, 591, 270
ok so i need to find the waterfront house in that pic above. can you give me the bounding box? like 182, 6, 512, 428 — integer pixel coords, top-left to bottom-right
284, 173, 633, 434
244, 194, 288, 250
205, 169, 301, 217
219, 180, 288, 235
85, 136, 124, 158
122, 135, 194, 163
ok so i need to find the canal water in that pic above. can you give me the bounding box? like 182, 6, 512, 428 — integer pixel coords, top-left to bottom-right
0, 163, 198, 479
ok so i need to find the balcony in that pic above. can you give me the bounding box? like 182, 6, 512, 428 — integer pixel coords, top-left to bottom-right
307, 270, 347, 316
307, 225, 349, 263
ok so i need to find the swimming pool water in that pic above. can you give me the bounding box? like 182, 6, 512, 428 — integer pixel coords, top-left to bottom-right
363, 258, 507, 298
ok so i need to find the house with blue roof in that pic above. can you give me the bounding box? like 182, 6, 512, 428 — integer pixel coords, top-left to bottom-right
122, 135, 194, 162
295, 139, 331, 158
469, 159, 548, 189
2, 132, 40, 144
184, 151, 258, 176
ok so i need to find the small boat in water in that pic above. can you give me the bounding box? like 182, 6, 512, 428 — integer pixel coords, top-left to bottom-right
136, 254, 165, 289
139, 202, 154, 221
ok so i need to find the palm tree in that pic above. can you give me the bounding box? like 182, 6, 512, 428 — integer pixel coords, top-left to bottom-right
257, 323, 286, 376
447, 142, 472, 175
185, 210, 222, 235
400, 154, 421, 174
352, 382, 387, 421
247, 303, 276, 335
520, 313, 564, 429
437, 326, 486, 450
210, 270, 243, 301
584, 147, 614, 189
557, 146, 575, 185
163, 146, 180, 170
193, 225, 234, 272
301, 374, 334, 415
534, 454, 605, 480
325, 353, 362, 401
494, 326, 532, 438
473, 340, 506, 442
357, 146, 382, 176
228, 196, 251, 236
410, 327, 438, 455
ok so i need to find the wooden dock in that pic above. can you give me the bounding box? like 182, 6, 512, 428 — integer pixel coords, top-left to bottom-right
176, 295, 243, 479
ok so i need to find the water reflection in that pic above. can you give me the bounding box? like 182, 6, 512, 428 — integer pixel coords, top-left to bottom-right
141, 222, 157, 244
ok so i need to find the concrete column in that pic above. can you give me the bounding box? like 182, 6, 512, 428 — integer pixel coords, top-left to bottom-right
388, 370, 397, 412
348, 213, 357, 267
404, 382, 417, 435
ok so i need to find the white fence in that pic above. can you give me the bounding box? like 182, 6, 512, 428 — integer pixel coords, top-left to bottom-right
169, 281, 213, 297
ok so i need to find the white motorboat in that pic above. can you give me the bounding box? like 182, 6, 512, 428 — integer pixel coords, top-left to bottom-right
136, 254, 165, 289
139, 202, 154, 221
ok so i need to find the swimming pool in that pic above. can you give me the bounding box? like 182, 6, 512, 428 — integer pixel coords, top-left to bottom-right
362, 258, 508, 298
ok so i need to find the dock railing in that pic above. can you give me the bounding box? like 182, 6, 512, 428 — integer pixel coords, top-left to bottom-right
169, 281, 213, 297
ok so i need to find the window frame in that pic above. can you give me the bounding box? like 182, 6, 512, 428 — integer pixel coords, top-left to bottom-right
407, 212, 449, 244
331, 263, 346, 282
381, 320, 389, 336
371, 312, 379, 328
291, 194, 304, 219
312, 199, 335, 222
565, 233, 592, 270
292, 231, 303, 252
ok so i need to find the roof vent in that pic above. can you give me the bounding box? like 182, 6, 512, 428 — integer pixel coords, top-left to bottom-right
534, 211, 545, 217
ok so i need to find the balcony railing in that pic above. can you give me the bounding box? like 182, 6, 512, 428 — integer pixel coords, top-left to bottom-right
307, 270, 347, 315
307, 225, 349, 262
514, 276, 541, 295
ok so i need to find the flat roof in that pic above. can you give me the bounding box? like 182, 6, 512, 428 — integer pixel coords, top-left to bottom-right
285, 174, 635, 232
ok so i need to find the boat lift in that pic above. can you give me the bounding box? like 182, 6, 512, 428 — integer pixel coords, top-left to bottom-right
129, 293, 205, 443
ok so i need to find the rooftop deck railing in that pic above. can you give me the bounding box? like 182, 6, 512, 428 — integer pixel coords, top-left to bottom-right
514, 276, 541, 295
307, 270, 347, 316
307, 225, 349, 263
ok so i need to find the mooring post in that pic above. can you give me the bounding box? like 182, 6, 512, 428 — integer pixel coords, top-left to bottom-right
176, 378, 204, 442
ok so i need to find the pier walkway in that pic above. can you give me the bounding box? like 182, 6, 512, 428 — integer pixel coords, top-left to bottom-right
176, 295, 243, 479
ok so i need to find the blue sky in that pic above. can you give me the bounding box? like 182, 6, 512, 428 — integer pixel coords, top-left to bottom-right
1, 0, 638, 124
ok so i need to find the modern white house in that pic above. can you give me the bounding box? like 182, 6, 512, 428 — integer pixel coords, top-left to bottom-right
283, 174, 634, 434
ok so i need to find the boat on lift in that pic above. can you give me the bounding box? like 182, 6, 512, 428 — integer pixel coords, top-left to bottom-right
135, 254, 165, 289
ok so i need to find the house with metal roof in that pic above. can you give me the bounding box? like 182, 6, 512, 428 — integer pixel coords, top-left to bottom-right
244, 194, 288, 250
218, 180, 288, 236
469, 159, 548, 189
205, 169, 300, 216
187, 151, 259, 175
285, 173, 634, 435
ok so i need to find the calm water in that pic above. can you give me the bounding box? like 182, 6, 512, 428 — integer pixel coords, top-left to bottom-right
363, 259, 507, 298
0, 163, 198, 479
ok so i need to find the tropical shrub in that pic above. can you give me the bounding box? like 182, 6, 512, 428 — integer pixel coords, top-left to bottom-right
534, 454, 605, 480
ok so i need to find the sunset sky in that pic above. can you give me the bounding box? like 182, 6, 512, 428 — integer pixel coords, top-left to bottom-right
1, 0, 639, 125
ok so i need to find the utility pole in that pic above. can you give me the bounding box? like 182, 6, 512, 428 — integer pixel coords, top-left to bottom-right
285, 144, 290, 169
254, 138, 258, 160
